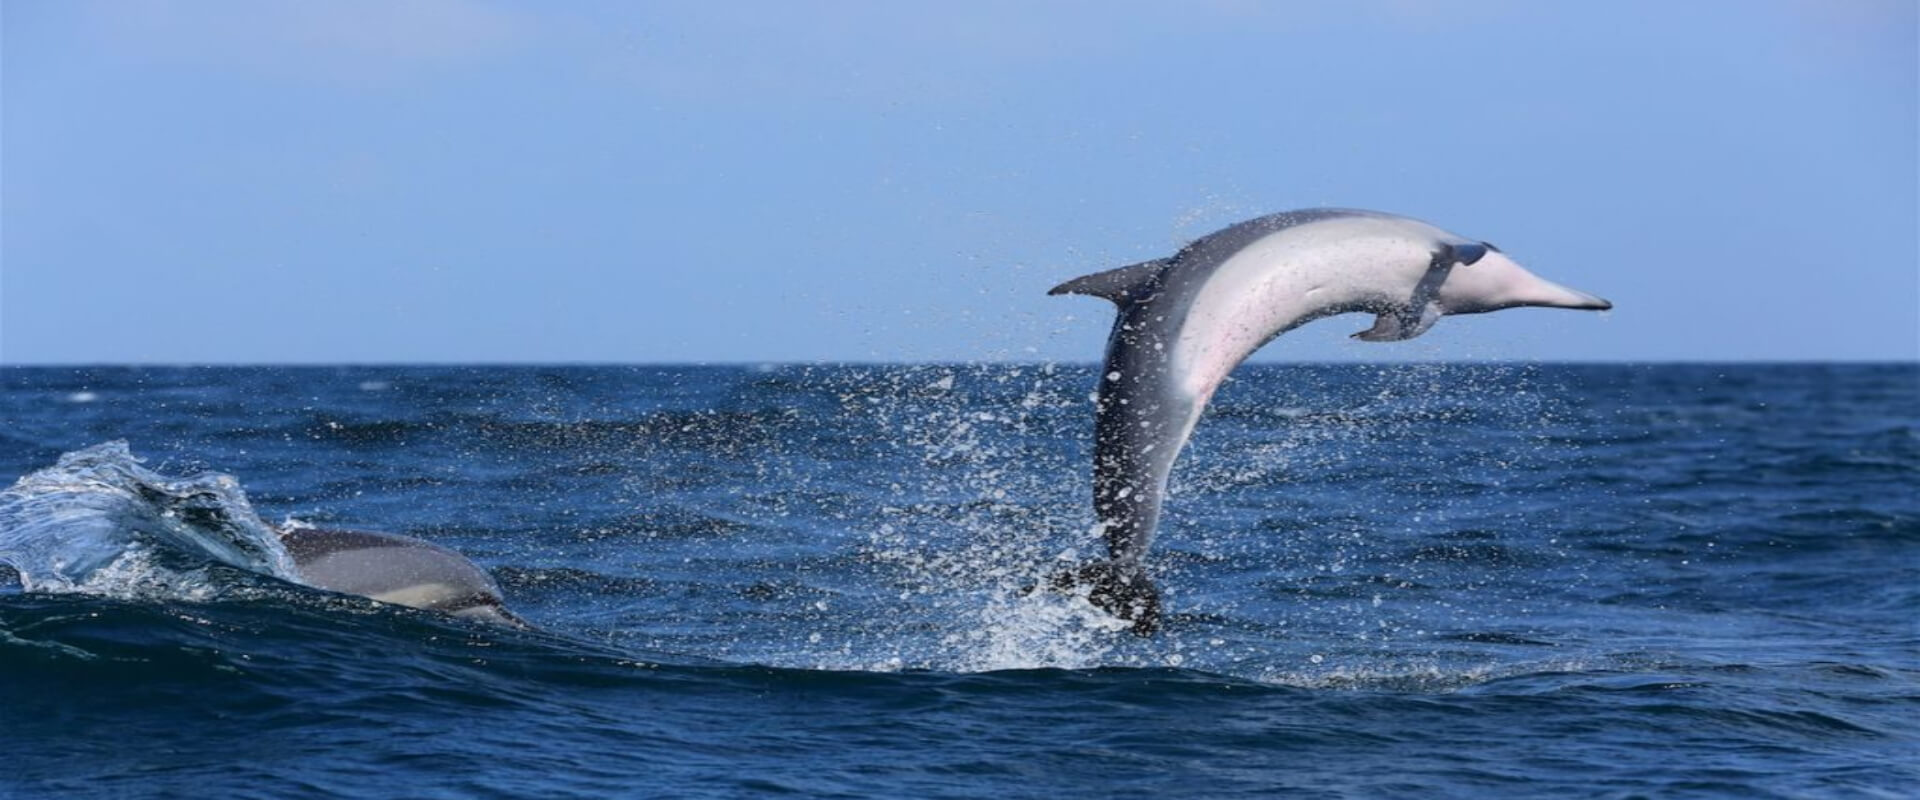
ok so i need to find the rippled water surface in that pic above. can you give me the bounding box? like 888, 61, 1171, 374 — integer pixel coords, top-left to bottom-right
2, 363, 1914, 798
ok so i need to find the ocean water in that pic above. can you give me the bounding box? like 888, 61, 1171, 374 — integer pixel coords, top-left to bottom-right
1, 363, 1914, 799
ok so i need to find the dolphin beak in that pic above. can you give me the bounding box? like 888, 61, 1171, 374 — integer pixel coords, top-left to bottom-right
1514, 276, 1612, 311
1464, 252, 1612, 314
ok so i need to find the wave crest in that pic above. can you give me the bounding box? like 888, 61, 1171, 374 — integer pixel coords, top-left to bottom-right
0, 441, 298, 597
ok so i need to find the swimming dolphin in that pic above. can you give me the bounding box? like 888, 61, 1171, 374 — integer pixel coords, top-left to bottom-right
279, 526, 526, 627
1049, 208, 1610, 634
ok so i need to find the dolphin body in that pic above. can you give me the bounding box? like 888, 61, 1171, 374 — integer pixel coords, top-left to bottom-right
1050, 208, 1610, 634
279, 527, 525, 626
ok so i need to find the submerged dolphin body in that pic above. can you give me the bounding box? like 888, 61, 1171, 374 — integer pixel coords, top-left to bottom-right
1050, 208, 1610, 633
280, 527, 525, 626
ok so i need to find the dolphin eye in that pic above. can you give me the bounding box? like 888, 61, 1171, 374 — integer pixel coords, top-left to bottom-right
1451, 242, 1488, 266
1482, 241, 1502, 253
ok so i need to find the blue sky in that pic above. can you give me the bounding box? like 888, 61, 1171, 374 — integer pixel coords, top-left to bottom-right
4, 0, 1914, 364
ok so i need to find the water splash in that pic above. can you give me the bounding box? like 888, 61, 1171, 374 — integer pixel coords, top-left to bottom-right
746, 362, 1595, 676
0, 441, 298, 599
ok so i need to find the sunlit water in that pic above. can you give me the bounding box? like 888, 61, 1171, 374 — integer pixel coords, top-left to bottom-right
2, 364, 1914, 798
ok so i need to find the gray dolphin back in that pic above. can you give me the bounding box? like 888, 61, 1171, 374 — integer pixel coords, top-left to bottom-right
281, 527, 524, 626
1050, 208, 1610, 635
1047, 209, 1403, 633
1055, 209, 1382, 563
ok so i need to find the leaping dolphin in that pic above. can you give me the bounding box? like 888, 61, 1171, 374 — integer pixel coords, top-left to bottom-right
279, 526, 526, 627
1049, 208, 1610, 634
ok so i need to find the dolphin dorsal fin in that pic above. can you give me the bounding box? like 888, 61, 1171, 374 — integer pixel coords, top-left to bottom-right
1046, 259, 1170, 305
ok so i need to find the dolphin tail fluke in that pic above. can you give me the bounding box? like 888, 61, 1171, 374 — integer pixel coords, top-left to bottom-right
1046, 259, 1169, 305
1047, 560, 1162, 635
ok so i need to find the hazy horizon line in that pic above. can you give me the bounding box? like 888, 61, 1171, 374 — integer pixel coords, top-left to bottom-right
4, 358, 1914, 369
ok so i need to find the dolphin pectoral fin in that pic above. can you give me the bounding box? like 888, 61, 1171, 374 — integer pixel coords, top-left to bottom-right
1353, 314, 1403, 342
1048, 259, 1170, 305
1046, 561, 1162, 635
1352, 304, 1441, 342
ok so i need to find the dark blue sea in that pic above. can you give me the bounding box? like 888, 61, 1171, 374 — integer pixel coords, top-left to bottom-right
2, 363, 1914, 798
